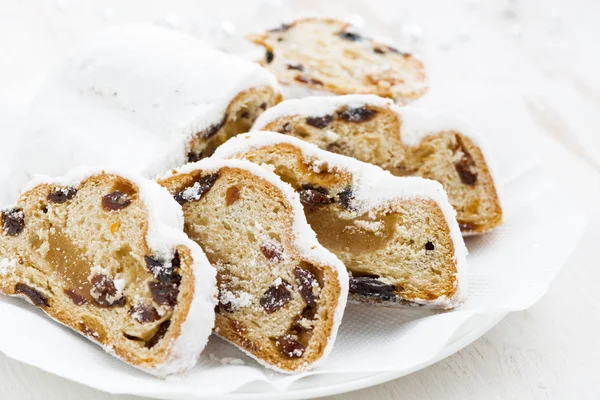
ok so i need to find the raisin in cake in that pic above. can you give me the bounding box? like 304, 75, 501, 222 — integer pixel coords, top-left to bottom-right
10, 24, 281, 203
247, 18, 427, 103
213, 132, 467, 308
157, 159, 348, 372
251, 95, 503, 234
0, 168, 217, 377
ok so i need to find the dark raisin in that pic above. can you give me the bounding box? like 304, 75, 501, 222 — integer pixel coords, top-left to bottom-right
149, 281, 179, 307
123, 333, 144, 342
298, 184, 333, 209
295, 75, 323, 86
145, 254, 181, 285
200, 114, 227, 139
268, 23, 291, 32
306, 115, 333, 129
291, 306, 317, 333
385, 45, 404, 54
265, 50, 274, 63
225, 186, 240, 206
47, 187, 77, 203
188, 150, 204, 163
174, 173, 219, 204
425, 241, 435, 251
454, 141, 478, 186
375, 45, 404, 54
261, 242, 283, 262
15, 283, 49, 307
129, 303, 160, 323
240, 111, 250, 119
276, 334, 305, 358
287, 63, 304, 71
338, 31, 363, 41
220, 298, 235, 313
260, 280, 292, 313
64, 288, 87, 305
338, 187, 355, 211
146, 320, 171, 348
2, 208, 25, 236
294, 267, 319, 308
90, 274, 125, 307
338, 106, 378, 123
260, 102, 267, 110
278, 122, 291, 134
349, 276, 397, 301
102, 191, 132, 211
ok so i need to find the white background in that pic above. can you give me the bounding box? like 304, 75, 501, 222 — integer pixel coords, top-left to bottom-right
1, 0, 599, 398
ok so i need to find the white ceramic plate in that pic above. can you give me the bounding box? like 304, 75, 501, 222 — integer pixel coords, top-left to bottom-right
211, 311, 507, 399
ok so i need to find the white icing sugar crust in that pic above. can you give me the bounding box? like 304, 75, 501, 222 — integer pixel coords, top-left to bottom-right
213, 132, 468, 308
15, 24, 280, 197
160, 158, 349, 373
22, 166, 217, 377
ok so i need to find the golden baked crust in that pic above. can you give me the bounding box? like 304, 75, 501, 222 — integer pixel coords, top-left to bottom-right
247, 18, 427, 103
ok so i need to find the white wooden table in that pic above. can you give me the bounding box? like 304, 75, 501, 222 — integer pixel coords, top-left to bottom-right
1, 0, 599, 398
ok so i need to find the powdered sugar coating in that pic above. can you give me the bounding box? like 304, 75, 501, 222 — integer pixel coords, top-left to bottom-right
213, 132, 468, 308
0, 258, 17, 276
22, 166, 217, 377
10, 24, 279, 203
160, 158, 349, 373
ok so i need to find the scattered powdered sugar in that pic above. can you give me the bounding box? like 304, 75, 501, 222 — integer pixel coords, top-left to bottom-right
0, 258, 17, 275
113, 277, 126, 293
180, 182, 205, 202
273, 277, 282, 286
219, 288, 253, 311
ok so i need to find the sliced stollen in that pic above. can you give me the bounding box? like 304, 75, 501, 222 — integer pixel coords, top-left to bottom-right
213, 132, 467, 308
251, 95, 503, 234
0, 168, 216, 377
247, 17, 427, 103
9, 24, 281, 202
157, 159, 348, 373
